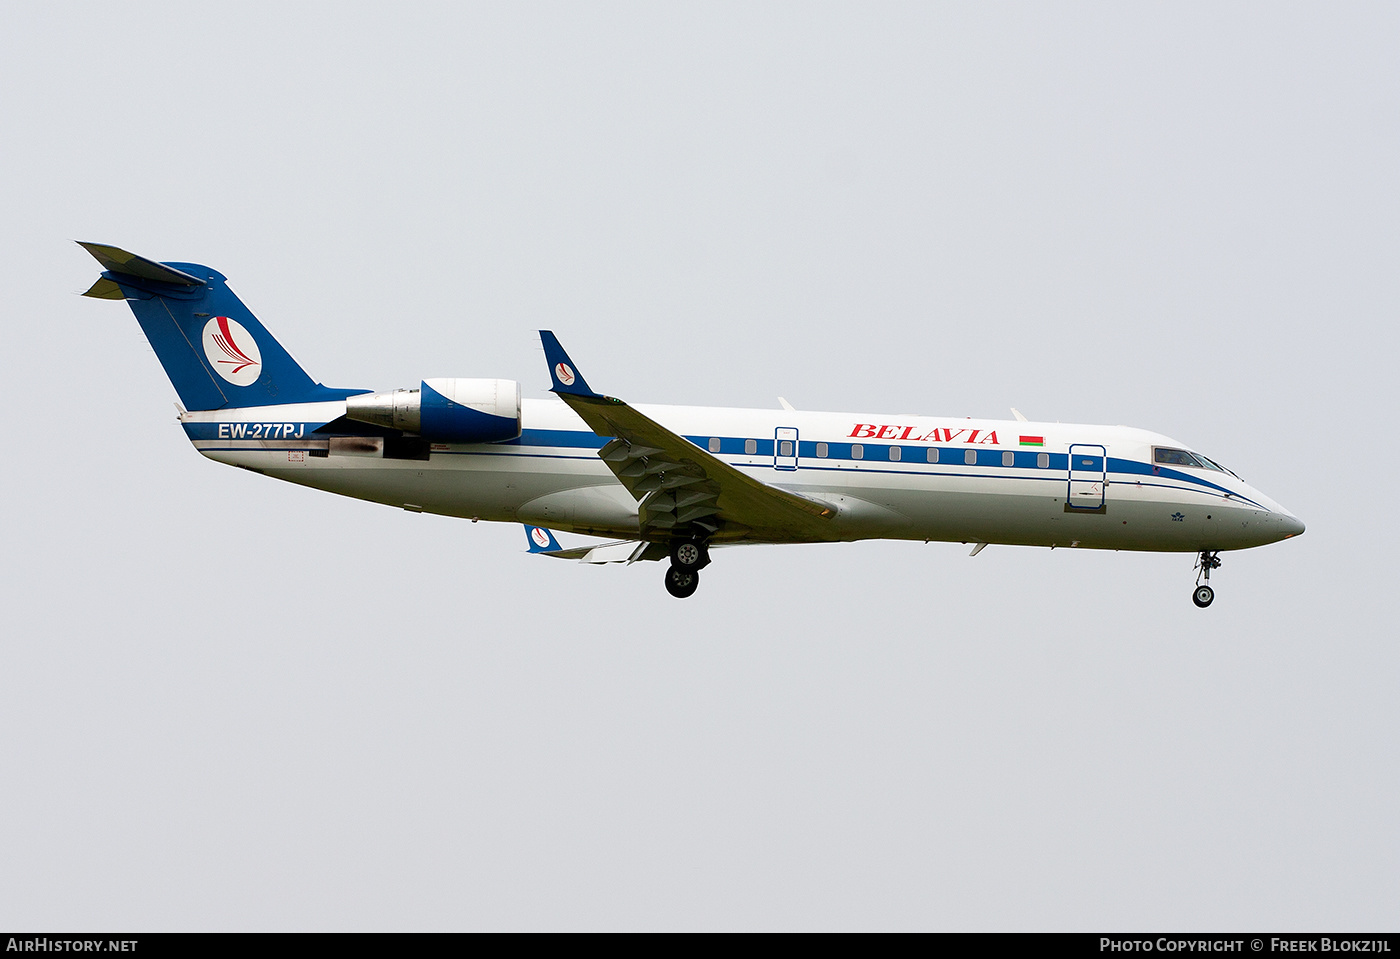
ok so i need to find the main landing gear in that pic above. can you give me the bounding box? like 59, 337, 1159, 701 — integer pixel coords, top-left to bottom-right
1192, 550, 1222, 608
664, 539, 710, 599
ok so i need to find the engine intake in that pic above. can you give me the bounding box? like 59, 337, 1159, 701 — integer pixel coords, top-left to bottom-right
345, 378, 521, 443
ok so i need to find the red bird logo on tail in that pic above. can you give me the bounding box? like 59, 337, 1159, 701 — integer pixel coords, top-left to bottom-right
202, 316, 262, 387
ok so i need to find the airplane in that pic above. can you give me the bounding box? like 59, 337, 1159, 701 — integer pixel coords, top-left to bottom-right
78, 241, 1304, 606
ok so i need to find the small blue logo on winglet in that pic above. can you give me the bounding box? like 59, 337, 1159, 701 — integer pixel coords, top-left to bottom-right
539, 331, 599, 397
524, 525, 562, 553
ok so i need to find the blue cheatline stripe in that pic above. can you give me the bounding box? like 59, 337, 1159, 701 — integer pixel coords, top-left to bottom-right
512, 431, 1262, 507
196, 422, 1262, 508
506, 429, 608, 449
797, 441, 1070, 469
441, 451, 604, 463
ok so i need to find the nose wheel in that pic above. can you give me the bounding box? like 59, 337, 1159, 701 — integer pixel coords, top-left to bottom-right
1192, 550, 1221, 607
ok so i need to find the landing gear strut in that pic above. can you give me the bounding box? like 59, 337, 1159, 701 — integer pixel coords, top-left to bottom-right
1193, 550, 1221, 608
664, 538, 710, 598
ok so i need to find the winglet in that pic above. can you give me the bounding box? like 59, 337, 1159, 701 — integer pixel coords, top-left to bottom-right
524, 524, 563, 554
539, 331, 599, 397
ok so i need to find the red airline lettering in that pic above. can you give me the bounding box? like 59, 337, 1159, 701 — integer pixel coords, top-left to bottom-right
845, 424, 1001, 444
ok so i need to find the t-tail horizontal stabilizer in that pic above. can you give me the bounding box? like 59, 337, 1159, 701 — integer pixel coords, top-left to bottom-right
78, 242, 205, 297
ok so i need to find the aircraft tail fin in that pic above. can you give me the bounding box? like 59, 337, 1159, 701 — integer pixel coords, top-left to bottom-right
79, 241, 363, 411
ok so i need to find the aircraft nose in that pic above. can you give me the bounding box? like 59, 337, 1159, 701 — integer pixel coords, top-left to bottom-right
1280, 513, 1305, 538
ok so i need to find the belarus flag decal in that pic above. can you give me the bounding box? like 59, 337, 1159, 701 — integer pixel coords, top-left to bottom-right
1019, 435, 1044, 447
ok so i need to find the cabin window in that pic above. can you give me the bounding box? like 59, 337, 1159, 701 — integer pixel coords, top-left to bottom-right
778, 440, 793, 457
816, 442, 828, 458
889, 446, 901, 462
1002, 451, 1014, 466
708, 437, 721, 453
851, 444, 864, 460
1037, 452, 1049, 469
927, 448, 939, 464
965, 449, 977, 465
744, 439, 757, 455
1154, 447, 1204, 468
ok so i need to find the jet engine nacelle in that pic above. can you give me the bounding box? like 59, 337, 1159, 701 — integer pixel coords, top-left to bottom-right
345, 378, 522, 443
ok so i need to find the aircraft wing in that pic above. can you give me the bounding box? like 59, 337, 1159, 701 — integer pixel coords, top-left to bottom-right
539, 332, 836, 542
523, 524, 666, 563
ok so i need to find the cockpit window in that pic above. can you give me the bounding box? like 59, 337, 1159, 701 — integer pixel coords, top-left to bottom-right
1198, 455, 1238, 478
1153, 447, 1238, 477
1154, 447, 1204, 468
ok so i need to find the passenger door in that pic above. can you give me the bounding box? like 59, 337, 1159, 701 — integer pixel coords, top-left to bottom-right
1067, 444, 1107, 512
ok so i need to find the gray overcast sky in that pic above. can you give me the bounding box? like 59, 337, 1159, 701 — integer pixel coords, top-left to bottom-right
1, 1, 1395, 931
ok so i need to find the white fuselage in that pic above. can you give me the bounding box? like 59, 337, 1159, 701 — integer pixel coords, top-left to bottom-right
181, 397, 1302, 553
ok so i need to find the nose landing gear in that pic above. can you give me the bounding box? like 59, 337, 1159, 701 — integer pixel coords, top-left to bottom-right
1192, 550, 1221, 607
664, 538, 710, 598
